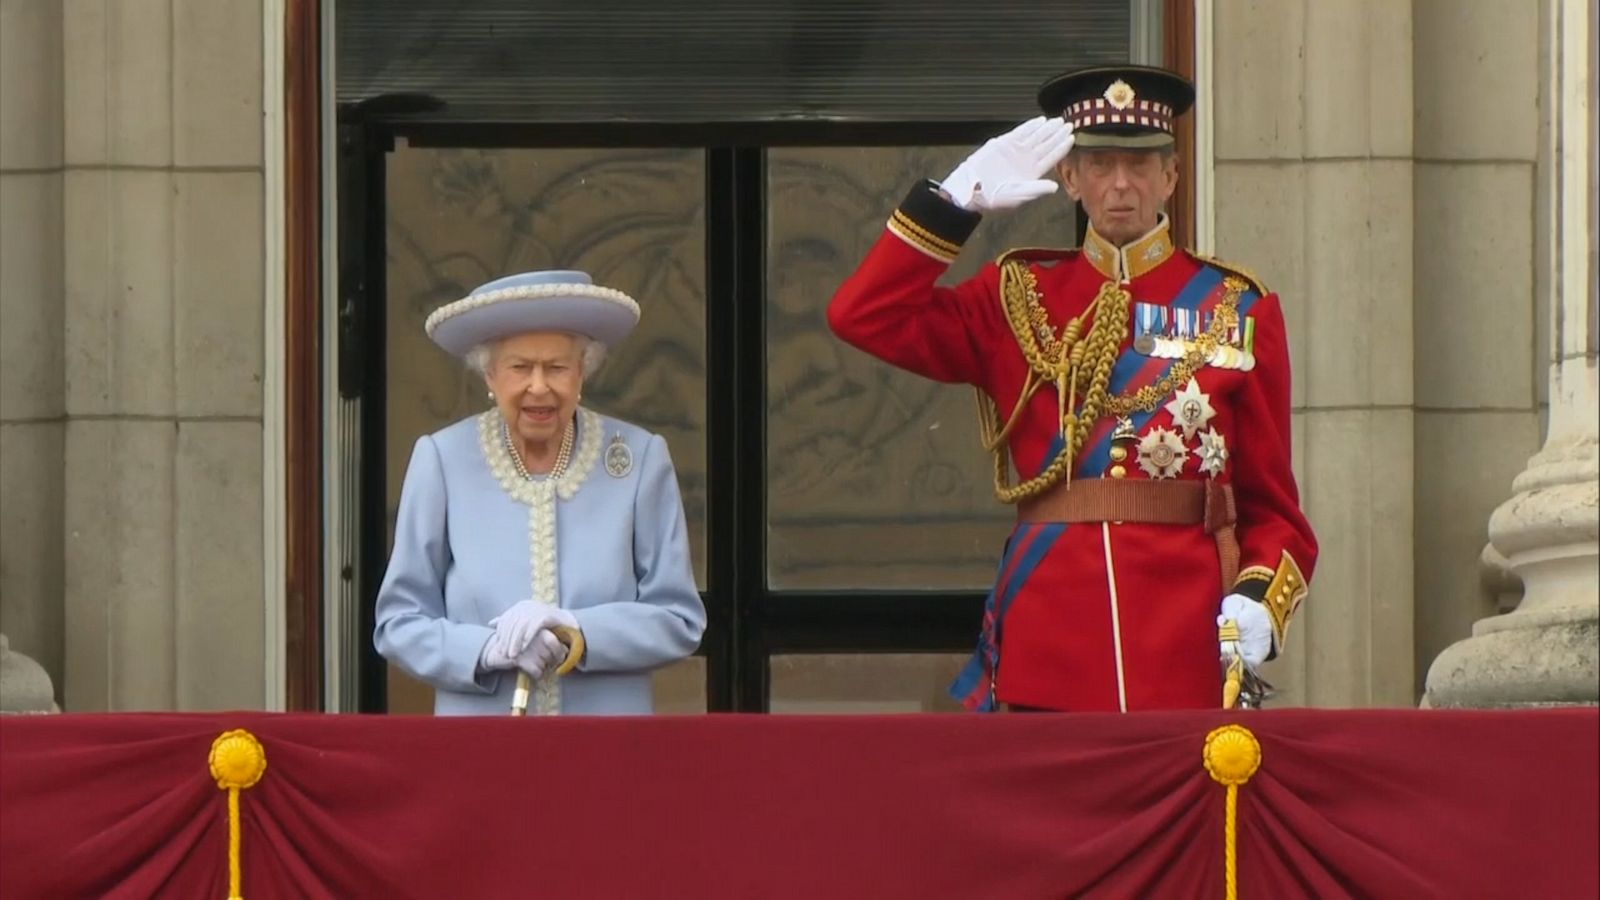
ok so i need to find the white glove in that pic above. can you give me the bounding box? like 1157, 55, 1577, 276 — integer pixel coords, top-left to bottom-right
478, 633, 518, 673
514, 629, 570, 680
489, 601, 579, 659
939, 116, 1075, 212
1218, 593, 1274, 667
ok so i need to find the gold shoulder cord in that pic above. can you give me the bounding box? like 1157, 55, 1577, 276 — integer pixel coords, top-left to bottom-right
1190, 253, 1270, 296
975, 262, 1248, 503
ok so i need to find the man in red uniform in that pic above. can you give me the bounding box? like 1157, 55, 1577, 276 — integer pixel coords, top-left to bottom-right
828, 65, 1317, 712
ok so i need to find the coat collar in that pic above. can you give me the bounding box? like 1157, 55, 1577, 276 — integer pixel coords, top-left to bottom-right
1081, 213, 1176, 282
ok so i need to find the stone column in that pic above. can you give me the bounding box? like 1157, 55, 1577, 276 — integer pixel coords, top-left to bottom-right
0, 634, 60, 714
1424, 0, 1598, 708
1410, 0, 1546, 700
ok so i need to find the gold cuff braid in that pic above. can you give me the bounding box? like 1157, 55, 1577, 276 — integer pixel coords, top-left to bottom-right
1260, 551, 1307, 646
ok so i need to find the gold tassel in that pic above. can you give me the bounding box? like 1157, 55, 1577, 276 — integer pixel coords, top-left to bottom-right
1057, 372, 1067, 439
1062, 368, 1078, 487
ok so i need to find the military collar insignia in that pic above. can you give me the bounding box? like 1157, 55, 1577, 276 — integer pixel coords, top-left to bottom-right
1082, 214, 1175, 282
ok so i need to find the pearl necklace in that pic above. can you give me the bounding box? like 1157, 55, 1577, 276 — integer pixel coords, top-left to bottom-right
502, 418, 574, 481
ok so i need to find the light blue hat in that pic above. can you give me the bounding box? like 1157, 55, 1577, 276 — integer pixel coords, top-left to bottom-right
424, 270, 641, 357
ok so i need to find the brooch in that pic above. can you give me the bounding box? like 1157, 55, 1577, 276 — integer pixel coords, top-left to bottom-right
604, 433, 633, 478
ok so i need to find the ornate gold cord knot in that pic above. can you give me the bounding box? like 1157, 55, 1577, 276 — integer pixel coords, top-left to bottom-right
1203, 723, 1262, 786
209, 729, 267, 790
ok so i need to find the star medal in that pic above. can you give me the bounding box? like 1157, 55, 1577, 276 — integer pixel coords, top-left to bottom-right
1198, 429, 1229, 478
1163, 377, 1217, 439
1136, 427, 1189, 479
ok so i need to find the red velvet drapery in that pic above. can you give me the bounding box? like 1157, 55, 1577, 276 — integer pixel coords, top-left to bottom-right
2, 708, 1594, 899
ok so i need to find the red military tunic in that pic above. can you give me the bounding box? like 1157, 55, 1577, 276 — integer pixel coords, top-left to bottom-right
828, 182, 1318, 712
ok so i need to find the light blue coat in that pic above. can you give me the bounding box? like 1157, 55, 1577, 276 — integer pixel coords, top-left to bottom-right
373, 408, 706, 715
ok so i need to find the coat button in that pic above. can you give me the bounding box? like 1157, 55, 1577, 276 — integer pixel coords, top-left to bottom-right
1109, 465, 1127, 479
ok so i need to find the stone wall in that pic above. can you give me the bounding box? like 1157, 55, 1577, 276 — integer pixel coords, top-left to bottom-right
1, 0, 67, 704
1, 0, 269, 711
1212, 0, 1421, 706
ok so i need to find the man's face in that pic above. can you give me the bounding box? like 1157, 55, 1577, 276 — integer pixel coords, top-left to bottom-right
1059, 148, 1179, 245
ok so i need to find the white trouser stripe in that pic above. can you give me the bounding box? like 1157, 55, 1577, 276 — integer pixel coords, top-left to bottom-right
1102, 523, 1129, 713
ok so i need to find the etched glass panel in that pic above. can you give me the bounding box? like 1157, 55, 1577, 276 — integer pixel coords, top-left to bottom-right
766, 146, 1079, 589
769, 654, 967, 713
384, 147, 707, 713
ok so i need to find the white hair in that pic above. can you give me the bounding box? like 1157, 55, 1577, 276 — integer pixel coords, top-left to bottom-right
465, 333, 607, 377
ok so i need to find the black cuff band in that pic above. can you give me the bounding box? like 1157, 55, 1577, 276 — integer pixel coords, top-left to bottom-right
1232, 579, 1269, 604
885, 180, 982, 261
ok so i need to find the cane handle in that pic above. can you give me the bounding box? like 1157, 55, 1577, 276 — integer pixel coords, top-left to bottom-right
509, 625, 586, 717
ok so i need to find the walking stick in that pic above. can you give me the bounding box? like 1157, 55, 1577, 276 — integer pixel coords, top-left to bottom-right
510, 625, 586, 717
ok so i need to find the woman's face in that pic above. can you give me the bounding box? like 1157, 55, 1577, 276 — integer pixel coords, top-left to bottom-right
484, 331, 585, 447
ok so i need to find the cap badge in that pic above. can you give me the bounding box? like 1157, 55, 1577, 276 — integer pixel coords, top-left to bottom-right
1104, 79, 1137, 110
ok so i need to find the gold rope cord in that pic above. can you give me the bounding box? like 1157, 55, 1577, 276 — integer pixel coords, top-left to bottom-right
1204, 724, 1262, 900
978, 264, 1248, 503
209, 729, 268, 900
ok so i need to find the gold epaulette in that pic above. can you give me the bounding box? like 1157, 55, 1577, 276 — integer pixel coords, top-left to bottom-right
1191, 252, 1271, 296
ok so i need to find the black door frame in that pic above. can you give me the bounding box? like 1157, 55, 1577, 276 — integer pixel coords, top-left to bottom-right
340, 114, 1085, 713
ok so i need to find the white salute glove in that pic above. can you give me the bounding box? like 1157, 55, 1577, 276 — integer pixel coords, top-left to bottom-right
489, 601, 580, 659
1218, 594, 1274, 667
939, 116, 1076, 213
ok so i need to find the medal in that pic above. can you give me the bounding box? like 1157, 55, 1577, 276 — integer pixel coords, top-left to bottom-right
1136, 427, 1190, 479
1164, 377, 1217, 439
1198, 428, 1229, 478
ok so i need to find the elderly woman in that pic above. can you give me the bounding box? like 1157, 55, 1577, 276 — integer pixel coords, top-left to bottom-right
374, 269, 706, 715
